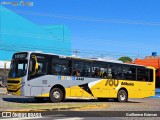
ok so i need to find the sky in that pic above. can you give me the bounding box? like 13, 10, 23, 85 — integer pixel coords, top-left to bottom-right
1, 0, 160, 59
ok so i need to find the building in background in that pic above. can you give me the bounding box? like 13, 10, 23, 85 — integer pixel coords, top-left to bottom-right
0, 61, 10, 86
0, 61, 10, 76
134, 52, 160, 88
0, 5, 71, 60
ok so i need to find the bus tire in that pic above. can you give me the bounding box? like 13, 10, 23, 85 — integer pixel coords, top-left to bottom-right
50, 88, 64, 103
116, 89, 128, 102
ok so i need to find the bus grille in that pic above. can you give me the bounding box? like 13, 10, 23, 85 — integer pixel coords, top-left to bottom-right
7, 80, 20, 84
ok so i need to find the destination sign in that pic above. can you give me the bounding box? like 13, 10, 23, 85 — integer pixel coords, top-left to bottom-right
13, 53, 27, 59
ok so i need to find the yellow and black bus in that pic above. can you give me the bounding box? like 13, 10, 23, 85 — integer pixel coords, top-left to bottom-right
7, 52, 155, 102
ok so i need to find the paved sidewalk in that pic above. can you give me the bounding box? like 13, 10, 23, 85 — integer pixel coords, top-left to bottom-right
0, 87, 7, 95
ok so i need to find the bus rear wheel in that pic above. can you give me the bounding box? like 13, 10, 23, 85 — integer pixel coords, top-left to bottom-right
116, 89, 128, 102
50, 88, 64, 103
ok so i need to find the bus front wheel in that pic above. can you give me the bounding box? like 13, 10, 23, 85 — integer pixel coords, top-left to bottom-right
116, 89, 128, 102
50, 88, 64, 103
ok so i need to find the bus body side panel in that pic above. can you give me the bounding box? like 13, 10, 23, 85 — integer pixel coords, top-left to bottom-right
88, 79, 110, 98
66, 86, 93, 98
26, 75, 155, 99
26, 75, 102, 98
88, 79, 153, 99
89, 79, 142, 98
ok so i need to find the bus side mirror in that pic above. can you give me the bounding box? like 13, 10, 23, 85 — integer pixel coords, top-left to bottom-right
30, 55, 38, 75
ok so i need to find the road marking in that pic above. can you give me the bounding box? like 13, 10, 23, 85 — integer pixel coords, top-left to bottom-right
54, 117, 84, 120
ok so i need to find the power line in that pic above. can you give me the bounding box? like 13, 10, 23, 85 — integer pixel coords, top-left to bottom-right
0, 42, 146, 55
1, 9, 160, 26
0, 46, 160, 63
1, 29, 158, 52
0, 11, 159, 57
0, 38, 153, 56
0, 42, 149, 58
1, 29, 70, 42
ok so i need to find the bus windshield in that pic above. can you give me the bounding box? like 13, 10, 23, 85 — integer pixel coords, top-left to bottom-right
8, 59, 28, 78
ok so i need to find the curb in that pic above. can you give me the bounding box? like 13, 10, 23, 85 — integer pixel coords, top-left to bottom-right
0, 87, 7, 95
5, 107, 81, 112
0, 92, 7, 95
73, 104, 109, 111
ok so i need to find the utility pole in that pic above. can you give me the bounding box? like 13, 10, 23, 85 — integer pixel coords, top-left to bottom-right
138, 50, 140, 58
3, 60, 10, 87
63, 25, 64, 42
73, 50, 80, 56
101, 54, 104, 58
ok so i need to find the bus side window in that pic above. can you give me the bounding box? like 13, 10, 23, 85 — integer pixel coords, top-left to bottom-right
91, 67, 99, 78
137, 68, 149, 81
52, 58, 69, 76
123, 66, 136, 80
100, 67, 107, 78
107, 65, 113, 78
29, 55, 47, 79
149, 69, 153, 82
36, 61, 47, 75
72, 61, 82, 76
29, 58, 36, 75
94, 67, 99, 77
115, 66, 123, 79
82, 62, 91, 77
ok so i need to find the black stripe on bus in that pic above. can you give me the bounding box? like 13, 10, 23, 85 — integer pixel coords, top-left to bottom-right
79, 83, 94, 96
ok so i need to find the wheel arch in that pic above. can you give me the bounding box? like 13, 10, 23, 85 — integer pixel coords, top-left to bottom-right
118, 87, 128, 97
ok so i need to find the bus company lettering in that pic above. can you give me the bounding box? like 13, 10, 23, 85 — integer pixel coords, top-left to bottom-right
121, 82, 134, 86
58, 76, 84, 81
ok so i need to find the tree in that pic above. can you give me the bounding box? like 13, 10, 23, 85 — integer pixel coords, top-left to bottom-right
118, 56, 133, 63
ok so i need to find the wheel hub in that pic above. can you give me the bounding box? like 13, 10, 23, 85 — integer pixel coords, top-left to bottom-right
120, 92, 125, 101
53, 91, 60, 99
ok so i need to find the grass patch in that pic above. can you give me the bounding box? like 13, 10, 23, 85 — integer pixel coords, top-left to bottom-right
0, 101, 108, 111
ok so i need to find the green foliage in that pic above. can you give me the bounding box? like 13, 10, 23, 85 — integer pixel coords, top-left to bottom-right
118, 56, 133, 63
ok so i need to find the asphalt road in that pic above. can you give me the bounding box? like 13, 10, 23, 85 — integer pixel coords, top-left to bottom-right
0, 94, 160, 120
0, 94, 160, 111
